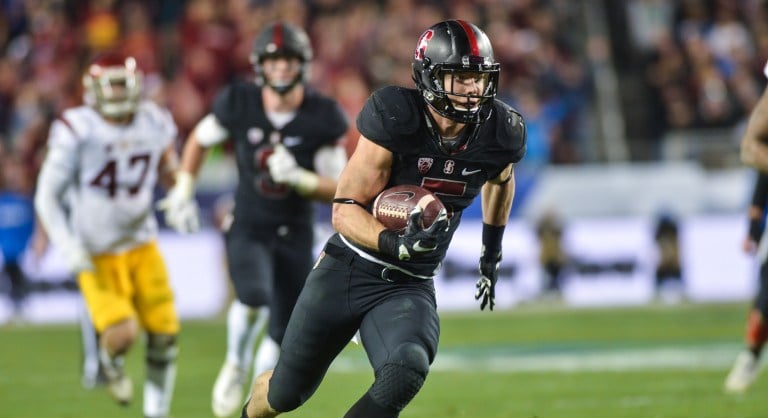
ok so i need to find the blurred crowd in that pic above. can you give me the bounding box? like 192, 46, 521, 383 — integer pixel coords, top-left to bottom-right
634, 0, 768, 140
0, 0, 594, 188
1, 0, 768, 197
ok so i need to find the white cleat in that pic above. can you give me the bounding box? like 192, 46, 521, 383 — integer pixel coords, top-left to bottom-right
724, 351, 759, 393
107, 373, 133, 405
212, 361, 248, 417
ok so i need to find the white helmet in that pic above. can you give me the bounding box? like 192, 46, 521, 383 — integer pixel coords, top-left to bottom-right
82, 52, 143, 118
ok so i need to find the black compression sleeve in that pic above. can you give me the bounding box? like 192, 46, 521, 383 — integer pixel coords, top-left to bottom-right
482, 223, 505, 256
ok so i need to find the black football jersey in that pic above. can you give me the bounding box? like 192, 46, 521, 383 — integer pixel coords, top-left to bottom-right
212, 82, 348, 227
356, 86, 526, 275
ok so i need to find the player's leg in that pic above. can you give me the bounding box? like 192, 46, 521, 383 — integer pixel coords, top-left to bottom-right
79, 253, 140, 405
245, 251, 359, 417
130, 241, 180, 418
726, 260, 768, 392
78, 300, 105, 389
214, 229, 272, 417
253, 224, 314, 378
345, 280, 439, 418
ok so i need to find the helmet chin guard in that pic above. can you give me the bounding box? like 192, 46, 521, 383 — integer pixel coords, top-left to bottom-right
412, 20, 499, 124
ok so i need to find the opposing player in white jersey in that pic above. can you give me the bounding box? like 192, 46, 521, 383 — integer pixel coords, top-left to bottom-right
34, 52, 199, 418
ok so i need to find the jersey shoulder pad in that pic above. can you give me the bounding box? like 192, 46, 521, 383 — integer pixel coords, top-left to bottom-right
212, 81, 261, 127
56, 106, 98, 141
357, 86, 422, 141
137, 100, 178, 146
493, 100, 527, 163
303, 90, 349, 140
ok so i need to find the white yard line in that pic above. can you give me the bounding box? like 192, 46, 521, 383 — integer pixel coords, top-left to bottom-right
331, 343, 746, 373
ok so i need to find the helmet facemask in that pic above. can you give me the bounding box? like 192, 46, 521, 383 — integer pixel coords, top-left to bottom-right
251, 52, 308, 95
424, 58, 499, 124
251, 22, 313, 95
83, 56, 143, 119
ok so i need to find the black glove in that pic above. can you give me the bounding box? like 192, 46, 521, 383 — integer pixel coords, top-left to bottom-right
475, 245, 502, 311
378, 206, 450, 261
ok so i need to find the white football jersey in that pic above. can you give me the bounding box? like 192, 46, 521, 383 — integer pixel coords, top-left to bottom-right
36, 101, 177, 254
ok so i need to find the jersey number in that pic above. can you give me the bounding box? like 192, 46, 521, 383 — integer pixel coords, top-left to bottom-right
90, 153, 152, 197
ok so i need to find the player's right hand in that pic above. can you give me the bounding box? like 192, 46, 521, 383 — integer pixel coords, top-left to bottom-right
380, 206, 450, 261
64, 245, 94, 274
157, 172, 200, 233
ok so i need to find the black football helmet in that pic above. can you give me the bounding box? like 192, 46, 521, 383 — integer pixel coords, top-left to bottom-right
412, 20, 499, 124
250, 21, 313, 94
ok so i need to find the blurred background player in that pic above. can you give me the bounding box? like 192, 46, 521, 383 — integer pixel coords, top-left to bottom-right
34, 52, 199, 418
653, 212, 685, 303
158, 21, 348, 417
535, 210, 567, 299
0, 154, 36, 321
724, 171, 768, 393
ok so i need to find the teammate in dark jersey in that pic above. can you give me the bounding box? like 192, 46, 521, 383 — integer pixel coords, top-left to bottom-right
158, 22, 348, 417
242, 19, 526, 418
725, 171, 768, 393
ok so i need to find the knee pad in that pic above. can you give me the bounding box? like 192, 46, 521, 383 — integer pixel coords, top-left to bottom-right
370, 343, 429, 411
146, 334, 178, 365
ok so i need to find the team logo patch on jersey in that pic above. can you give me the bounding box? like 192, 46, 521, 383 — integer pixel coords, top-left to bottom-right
247, 127, 264, 144
418, 158, 434, 174
443, 160, 455, 175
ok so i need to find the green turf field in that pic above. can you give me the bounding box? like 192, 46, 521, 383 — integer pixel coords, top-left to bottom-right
2, 301, 765, 418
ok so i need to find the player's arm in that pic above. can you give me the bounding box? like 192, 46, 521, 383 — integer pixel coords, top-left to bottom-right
268, 141, 347, 202
741, 86, 768, 172
306, 143, 347, 202
482, 163, 515, 226
745, 171, 768, 253
158, 114, 227, 233
331, 135, 392, 250
34, 126, 93, 273
157, 144, 179, 191
475, 163, 515, 311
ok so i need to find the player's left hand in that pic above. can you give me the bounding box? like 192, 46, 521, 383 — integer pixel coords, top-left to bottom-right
157, 172, 200, 233
267, 144, 318, 194
164, 199, 200, 233
475, 245, 501, 311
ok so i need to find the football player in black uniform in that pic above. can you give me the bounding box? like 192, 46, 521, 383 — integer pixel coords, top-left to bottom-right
724, 171, 768, 393
158, 22, 348, 418
242, 19, 526, 418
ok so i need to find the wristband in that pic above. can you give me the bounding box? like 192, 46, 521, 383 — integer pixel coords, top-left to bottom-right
174, 171, 196, 200
294, 170, 319, 196
482, 223, 505, 256
378, 229, 400, 257
749, 218, 765, 243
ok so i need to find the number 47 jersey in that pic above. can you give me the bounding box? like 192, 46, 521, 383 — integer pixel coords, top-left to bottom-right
36, 101, 177, 255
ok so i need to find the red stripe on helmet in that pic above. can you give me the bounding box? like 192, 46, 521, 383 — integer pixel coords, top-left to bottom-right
273, 23, 284, 49
455, 20, 479, 56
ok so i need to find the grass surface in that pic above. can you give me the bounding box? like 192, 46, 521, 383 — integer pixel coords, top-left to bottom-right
2, 301, 765, 417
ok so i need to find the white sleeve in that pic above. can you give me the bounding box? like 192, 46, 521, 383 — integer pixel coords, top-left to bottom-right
313, 143, 348, 180
34, 124, 80, 250
193, 114, 229, 147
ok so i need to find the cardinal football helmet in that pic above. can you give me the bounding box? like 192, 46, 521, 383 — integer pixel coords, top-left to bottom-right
250, 21, 313, 94
412, 20, 499, 124
82, 52, 143, 118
